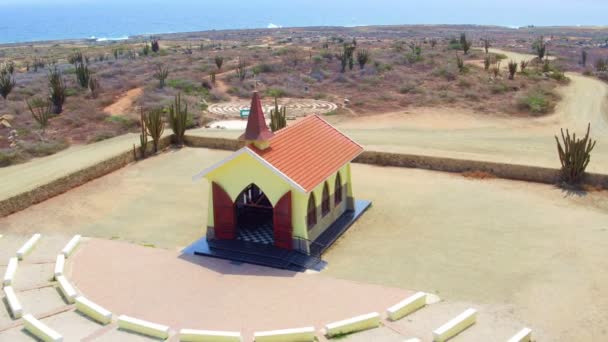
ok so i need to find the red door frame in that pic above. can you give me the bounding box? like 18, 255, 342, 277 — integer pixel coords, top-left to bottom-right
212, 182, 236, 239
273, 191, 293, 250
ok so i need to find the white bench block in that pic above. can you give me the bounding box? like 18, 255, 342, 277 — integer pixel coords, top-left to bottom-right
61, 235, 81, 258
507, 327, 532, 342
325, 312, 380, 338
118, 315, 170, 339
387, 291, 427, 321
54, 255, 65, 279
180, 329, 242, 342
433, 308, 477, 342
16, 233, 41, 260
75, 296, 112, 325
23, 314, 63, 342
3, 257, 18, 287
3, 286, 23, 318
254, 327, 315, 342
56, 275, 77, 303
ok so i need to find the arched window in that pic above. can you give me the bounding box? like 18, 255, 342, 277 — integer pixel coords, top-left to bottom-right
322, 182, 330, 216
307, 193, 317, 229
335, 172, 343, 205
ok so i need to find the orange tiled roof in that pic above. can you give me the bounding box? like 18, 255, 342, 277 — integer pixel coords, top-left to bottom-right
249, 115, 363, 192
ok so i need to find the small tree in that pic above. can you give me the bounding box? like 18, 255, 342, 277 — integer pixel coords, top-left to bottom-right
456, 55, 466, 73
153, 63, 169, 88
581, 50, 588, 67
235, 58, 247, 81
508, 60, 518, 80
270, 97, 287, 132
48, 66, 66, 114
460, 33, 472, 55
88, 76, 100, 98
533, 36, 546, 61
430, 38, 437, 49
142, 43, 150, 56
214, 56, 224, 70
168, 93, 188, 146
337, 52, 347, 73
144, 108, 165, 153
356, 49, 369, 69
27, 98, 52, 132
151, 39, 160, 53
0, 65, 15, 100
491, 61, 501, 78
484, 55, 491, 71
482, 38, 491, 54
555, 123, 596, 185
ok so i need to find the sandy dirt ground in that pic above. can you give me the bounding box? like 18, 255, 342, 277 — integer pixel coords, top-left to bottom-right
102, 87, 143, 116
2, 148, 608, 341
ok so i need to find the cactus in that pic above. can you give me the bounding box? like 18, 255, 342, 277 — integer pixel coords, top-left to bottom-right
139, 107, 148, 158
0, 64, 15, 100
144, 108, 164, 153
235, 58, 247, 81
533, 36, 546, 60
27, 98, 52, 132
48, 66, 66, 114
460, 33, 472, 54
151, 39, 160, 53
214, 56, 224, 70
555, 123, 596, 184
520, 60, 529, 72
508, 60, 518, 79
74, 61, 91, 88
153, 63, 169, 88
356, 49, 369, 69
484, 55, 491, 71
581, 50, 587, 67
456, 55, 465, 73
482, 38, 491, 54
269, 97, 287, 132
168, 92, 188, 146
88, 76, 100, 98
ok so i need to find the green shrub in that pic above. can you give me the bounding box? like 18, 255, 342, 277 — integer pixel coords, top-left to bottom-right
517, 90, 555, 115
166, 79, 205, 94
252, 63, 275, 74
21, 139, 69, 157
265, 87, 289, 98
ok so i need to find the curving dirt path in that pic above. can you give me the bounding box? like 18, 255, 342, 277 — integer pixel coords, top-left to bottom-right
103, 87, 143, 116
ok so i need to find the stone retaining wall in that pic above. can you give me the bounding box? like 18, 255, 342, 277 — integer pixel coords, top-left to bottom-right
0, 136, 172, 217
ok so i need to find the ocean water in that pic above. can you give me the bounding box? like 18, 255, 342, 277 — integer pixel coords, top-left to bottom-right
0, 0, 607, 44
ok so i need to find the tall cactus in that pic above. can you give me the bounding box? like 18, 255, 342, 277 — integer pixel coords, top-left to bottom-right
270, 97, 286, 132
555, 123, 596, 184
144, 108, 165, 153
139, 107, 148, 158
168, 92, 188, 146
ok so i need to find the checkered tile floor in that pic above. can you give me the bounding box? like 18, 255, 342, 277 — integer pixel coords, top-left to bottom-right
236, 223, 274, 245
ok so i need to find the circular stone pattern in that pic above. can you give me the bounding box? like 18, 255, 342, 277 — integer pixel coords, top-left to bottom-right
208, 98, 337, 117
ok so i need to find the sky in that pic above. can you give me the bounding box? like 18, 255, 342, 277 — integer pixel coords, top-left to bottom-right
0, 0, 607, 44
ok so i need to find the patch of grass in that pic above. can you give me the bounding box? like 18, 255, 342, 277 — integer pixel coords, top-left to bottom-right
490, 82, 509, 94
265, 87, 289, 98
89, 131, 117, 143
0, 149, 25, 167
105, 115, 138, 129
20, 139, 69, 157
166, 79, 206, 95
517, 89, 556, 115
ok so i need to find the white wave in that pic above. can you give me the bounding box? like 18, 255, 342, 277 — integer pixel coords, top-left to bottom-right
267, 23, 281, 29
91, 36, 129, 42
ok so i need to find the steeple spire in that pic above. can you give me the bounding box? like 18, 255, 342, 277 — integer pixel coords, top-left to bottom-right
240, 91, 273, 149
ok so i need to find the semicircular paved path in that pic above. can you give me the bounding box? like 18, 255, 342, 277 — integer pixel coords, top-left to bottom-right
208, 98, 337, 117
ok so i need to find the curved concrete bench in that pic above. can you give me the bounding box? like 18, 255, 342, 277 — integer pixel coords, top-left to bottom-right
17, 233, 41, 260
3, 285, 23, 318
386, 292, 427, 321
56, 275, 77, 304
23, 313, 63, 342
432, 308, 477, 342
254, 327, 315, 342
179, 329, 242, 342
507, 327, 532, 342
61, 235, 81, 258
118, 315, 170, 339
3, 257, 18, 287
325, 312, 380, 338
54, 254, 65, 279
75, 296, 112, 325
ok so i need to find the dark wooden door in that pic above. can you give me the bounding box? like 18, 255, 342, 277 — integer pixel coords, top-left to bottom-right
273, 191, 293, 250
212, 182, 236, 239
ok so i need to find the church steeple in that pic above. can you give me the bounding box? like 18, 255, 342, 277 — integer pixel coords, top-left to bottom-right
239, 91, 274, 149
